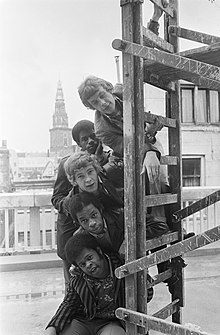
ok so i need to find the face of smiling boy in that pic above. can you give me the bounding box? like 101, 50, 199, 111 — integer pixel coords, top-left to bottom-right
75, 247, 109, 278
76, 204, 104, 235
88, 87, 115, 116
78, 129, 99, 154
74, 165, 99, 194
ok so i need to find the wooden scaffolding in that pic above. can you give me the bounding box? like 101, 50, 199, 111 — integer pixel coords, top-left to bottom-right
112, 0, 220, 334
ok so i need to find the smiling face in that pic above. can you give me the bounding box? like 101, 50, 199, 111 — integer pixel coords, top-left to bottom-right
88, 87, 115, 116
76, 203, 104, 235
78, 129, 99, 154
74, 164, 99, 194
75, 247, 109, 278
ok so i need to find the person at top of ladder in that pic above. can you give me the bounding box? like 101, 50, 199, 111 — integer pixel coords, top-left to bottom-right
77, 75, 170, 207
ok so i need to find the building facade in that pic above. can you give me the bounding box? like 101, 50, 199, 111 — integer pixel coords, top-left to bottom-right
145, 81, 220, 187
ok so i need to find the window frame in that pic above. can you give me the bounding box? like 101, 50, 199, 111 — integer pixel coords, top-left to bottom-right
181, 84, 220, 125
182, 155, 205, 187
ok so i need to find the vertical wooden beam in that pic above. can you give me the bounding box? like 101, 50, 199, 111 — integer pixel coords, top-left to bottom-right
120, 0, 146, 334
29, 207, 41, 248
165, 0, 184, 324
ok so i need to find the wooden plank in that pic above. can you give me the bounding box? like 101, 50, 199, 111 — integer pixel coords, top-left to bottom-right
153, 299, 179, 319
173, 190, 220, 223
149, 0, 174, 17
143, 27, 174, 52
179, 42, 220, 67
169, 25, 220, 45
165, 6, 183, 322
121, 5, 138, 335
145, 63, 220, 91
112, 39, 220, 82
144, 111, 176, 128
146, 231, 178, 251
143, 68, 175, 91
121, 1, 146, 334
115, 308, 212, 334
160, 155, 178, 165
146, 269, 172, 288
115, 225, 220, 278
145, 42, 220, 71
145, 193, 177, 207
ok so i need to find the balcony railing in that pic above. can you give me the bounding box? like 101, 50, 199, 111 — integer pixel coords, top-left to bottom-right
0, 187, 219, 254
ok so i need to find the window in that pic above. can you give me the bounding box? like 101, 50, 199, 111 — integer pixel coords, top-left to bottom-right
181, 86, 220, 124
181, 88, 193, 123
182, 158, 201, 187
210, 91, 220, 123
197, 89, 207, 123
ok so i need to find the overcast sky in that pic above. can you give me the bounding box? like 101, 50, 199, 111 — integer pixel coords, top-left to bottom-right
1, 0, 220, 152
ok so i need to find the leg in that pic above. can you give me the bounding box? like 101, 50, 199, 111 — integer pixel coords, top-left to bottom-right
61, 319, 94, 335
147, 1, 170, 35
97, 321, 125, 335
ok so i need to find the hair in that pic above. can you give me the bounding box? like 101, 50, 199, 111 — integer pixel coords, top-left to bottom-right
64, 151, 102, 184
67, 192, 103, 222
78, 75, 114, 110
64, 231, 100, 266
72, 120, 94, 145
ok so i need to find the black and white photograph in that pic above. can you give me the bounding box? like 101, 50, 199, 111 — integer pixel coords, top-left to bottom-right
0, 0, 220, 334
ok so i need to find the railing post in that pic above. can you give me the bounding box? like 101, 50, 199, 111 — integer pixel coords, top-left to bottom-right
29, 207, 41, 249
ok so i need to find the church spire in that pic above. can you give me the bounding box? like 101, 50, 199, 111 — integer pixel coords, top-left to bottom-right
56, 79, 64, 101
53, 80, 68, 128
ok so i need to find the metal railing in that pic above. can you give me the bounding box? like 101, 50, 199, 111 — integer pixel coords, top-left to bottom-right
0, 187, 219, 254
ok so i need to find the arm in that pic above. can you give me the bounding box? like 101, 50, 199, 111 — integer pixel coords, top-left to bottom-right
46, 278, 83, 334
94, 139, 112, 166
51, 158, 73, 213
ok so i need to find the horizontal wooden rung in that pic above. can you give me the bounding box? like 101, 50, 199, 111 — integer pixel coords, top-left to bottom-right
115, 226, 220, 278
152, 299, 179, 319
145, 194, 177, 207
143, 27, 174, 53
173, 189, 220, 223
144, 69, 175, 91
112, 39, 220, 83
146, 231, 179, 251
169, 25, 220, 45
116, 308, 209, 334
146, 269, 172, 288
160, 155, 178, 165
144, 111, 176, 128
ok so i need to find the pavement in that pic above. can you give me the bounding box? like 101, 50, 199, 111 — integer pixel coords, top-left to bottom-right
0, 241, 220, 335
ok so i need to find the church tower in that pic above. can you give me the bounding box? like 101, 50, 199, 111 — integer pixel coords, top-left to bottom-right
49, 80, 73, 157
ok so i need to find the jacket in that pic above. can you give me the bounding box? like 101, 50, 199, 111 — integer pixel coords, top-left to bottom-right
46, 252, 125, 334
51, 156, 79, 260
52, 158, 123, 260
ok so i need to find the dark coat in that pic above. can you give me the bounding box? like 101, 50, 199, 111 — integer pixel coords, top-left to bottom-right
51, 156, 79, 260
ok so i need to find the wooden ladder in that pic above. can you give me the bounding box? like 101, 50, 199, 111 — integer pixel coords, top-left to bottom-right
112, 0, 220, 334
